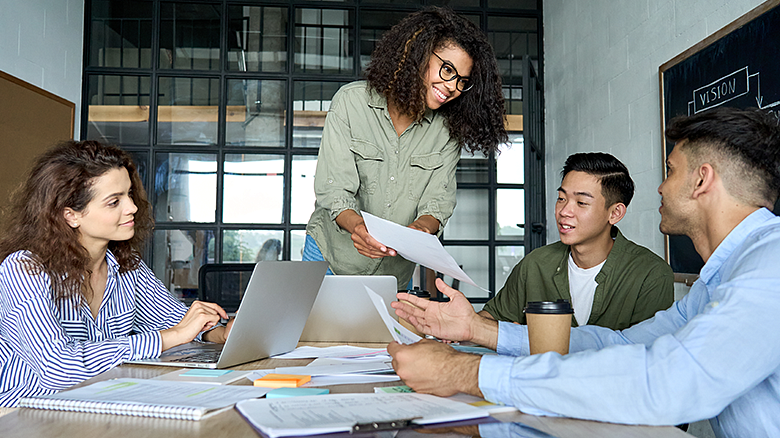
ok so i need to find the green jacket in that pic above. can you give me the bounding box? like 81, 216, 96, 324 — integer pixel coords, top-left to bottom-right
482, 227, 674, 330
306, 81, 460, 290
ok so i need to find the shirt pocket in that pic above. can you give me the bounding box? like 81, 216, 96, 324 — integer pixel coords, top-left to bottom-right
350, 140, 385, 196
105, 307, 135, 336
60, 320, 89, 341
408, 152, 444, 201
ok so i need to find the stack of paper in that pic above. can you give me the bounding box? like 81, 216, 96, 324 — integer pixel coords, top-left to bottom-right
236, 393, 489, 437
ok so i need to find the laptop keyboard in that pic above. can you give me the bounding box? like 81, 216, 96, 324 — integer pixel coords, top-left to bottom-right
170, 350, 221, 363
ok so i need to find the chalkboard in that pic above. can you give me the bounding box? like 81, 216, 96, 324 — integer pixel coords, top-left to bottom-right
659, 0, 780, 275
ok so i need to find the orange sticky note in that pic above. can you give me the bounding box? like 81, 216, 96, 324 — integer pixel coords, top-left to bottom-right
253, 374, 311, 388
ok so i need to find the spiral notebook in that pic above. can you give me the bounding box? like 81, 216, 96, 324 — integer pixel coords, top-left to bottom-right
18, 378, 271, 421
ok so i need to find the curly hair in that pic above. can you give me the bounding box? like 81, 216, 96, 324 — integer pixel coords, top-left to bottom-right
0, 140, 153, 302
365, 6, 508, 155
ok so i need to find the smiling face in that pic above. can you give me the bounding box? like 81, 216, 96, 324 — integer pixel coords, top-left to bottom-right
424, 44, 473, 110
555, 171, 618, 248
658, 145, 697, 236
65, 167, 138, 252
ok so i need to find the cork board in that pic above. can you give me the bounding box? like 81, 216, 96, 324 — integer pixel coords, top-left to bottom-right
0, 70, 75, 213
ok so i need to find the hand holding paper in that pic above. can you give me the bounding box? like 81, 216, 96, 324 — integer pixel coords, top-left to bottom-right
361, 212, 486, 290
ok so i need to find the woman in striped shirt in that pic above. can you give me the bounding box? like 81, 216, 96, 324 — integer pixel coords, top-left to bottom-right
0, 141, 232, 406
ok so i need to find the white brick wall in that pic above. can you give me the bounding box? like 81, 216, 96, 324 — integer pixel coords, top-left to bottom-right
0, 0, 84, 136
543, 0, 766, 256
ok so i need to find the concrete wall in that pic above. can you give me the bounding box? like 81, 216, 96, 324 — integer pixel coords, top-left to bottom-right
0, 0, 84, 137
543, 1, 771, 436
543, 0, 766, 254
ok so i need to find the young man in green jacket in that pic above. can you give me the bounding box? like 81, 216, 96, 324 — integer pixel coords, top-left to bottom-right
480, 152, 673, 330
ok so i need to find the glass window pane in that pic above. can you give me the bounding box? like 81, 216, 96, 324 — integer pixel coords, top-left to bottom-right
358, 10, 408, 73
127, 151, 148, 186
439, 246, 489, 299
456, 150, 489, 184
86, 74, 150, 144
291, 156, 317, 224
228, 6, 288, 72
89, 0, 153, 68
223, 154, 284, 224
157, 77, 219, 145
496, 245, 524, 292
226, 79, 286, 147
152, 229, 215, 301
497, 188, 525, 239
291, 230, 307, 261
488, 0, 539, 9
154, 153, 217, 223
294, 8, 354, 75
497, 134, 524, 184
429, 0, 480, 6
159, 2, 221, 70
445, 189, 489, 240
223, 230, 284, 263
293, 81, 347, 147
489, 16, 537, 85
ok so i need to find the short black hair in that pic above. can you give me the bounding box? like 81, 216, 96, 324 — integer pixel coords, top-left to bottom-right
665, 107, 780, 206
561, 152, 635, 207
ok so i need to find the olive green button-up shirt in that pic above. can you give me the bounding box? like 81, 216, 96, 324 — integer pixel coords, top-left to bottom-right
306, 81, 460, 290
482, 227, 674, 330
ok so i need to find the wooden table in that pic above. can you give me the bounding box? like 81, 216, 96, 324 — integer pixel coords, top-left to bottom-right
0, 342, 688, 438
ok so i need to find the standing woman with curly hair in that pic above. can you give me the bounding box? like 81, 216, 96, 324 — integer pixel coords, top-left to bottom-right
304, 7, 507, 289
0, 141, 233, 407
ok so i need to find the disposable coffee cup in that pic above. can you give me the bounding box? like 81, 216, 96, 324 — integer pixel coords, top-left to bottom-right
523, 300, 574, 355
397, 288, 430, 337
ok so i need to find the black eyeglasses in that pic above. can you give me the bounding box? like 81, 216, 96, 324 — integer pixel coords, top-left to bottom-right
432, 52, 473, 92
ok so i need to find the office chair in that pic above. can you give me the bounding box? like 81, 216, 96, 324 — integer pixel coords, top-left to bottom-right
197, 263, 256, 313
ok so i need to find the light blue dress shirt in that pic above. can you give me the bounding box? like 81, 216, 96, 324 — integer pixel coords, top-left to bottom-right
479, 208, 780, 438
0, 250, 188, 406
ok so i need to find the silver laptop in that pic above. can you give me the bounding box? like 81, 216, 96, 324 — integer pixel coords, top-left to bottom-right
129, 261, 328, 369
299, 275, 398, 343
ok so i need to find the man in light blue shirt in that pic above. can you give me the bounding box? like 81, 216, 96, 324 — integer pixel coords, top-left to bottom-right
389, 107, 780, 438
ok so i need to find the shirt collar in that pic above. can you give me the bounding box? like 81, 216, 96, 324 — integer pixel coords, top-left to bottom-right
105, 249, 121, 275
698, 207, 775, 283
367, 86, 435, 124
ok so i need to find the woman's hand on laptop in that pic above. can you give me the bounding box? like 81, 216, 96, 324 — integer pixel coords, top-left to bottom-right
160, 301, 229, 351
201, 316, 234, 343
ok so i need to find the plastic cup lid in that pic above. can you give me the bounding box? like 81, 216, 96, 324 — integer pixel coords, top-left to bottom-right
523, 299, 573, 314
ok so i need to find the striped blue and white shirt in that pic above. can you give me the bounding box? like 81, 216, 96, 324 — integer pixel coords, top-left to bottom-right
0, 250, 187, 406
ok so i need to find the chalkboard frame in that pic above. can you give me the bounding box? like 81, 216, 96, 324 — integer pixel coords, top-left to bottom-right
658, 0, 780, 280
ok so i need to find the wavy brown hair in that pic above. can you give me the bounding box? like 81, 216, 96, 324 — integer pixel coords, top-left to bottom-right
0, 140, 153, 302
365, 6, 508, 155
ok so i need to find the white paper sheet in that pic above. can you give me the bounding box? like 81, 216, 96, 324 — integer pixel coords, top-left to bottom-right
365, 286, 422, 345
236, 393, 489, 438
271, 346, 388, 360
274, 361, 393, 376
362, 211, 486, 290
306, 357, 390, 367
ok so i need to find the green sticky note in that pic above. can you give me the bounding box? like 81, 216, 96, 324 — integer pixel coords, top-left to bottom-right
181, 369, 233, 377
376, 385, 414, 393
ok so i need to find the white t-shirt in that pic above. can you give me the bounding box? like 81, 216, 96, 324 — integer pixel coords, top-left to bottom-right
567, 254, 606, 326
